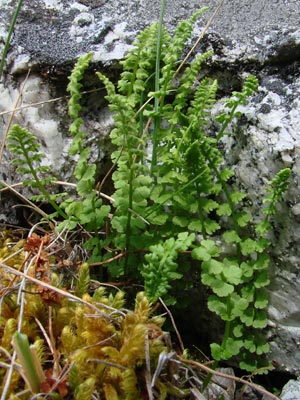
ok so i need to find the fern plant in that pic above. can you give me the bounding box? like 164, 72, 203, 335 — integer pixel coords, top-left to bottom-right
97, 69, 153, 275
7, 125, 67, 219
97, 7, 214, 276
7, 54, 110, 266
98, 11, 290, 373
53, 53, 111, 266
5, 6, 291, 375
141, 232, 195, 303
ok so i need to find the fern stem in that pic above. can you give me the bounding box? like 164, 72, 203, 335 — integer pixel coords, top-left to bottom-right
220, 304, 232, 353
124, 161, 134, 275
195, 181, 208, 239
20, 143, 67, 219
216, 102, 239, 141
207, 159, 241, 239
145, 168, 207, 219
151, 0, 166, 176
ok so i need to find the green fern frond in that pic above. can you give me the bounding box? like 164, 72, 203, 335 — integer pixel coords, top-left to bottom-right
142, 232, 195, 302
7, 124, 66, 218
188, 77, 218, 124
216, 74, 259, 139
119, 22, 159, 100
263, 168, 291, 212
171, 51, 213, 121
256, 168, 291, 236
8, 125, 48, 177
67, 52, 93, 155
55, 55, 111, 265
170, 8, 206, 57
98, 70, 152, 272
161, 7, 209, 88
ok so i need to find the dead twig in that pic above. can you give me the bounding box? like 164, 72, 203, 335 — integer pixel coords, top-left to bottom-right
159, 297, 185, 354
0, 69, 31, 162
0, 262, 115, 319
178, 357, 281, 400
174, 0, 224, 77
0, 180, 51, 222
0, 87, 105, 117
89, 251, 127, 267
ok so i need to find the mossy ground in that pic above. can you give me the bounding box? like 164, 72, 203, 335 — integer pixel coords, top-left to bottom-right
0, 228, 281, 399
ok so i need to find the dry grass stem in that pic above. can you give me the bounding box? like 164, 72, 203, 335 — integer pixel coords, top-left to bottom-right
159, 297, 185, 354
174, 0, 224, 76
179, 357, 280, 400
0, 87, 105, 117
0, 69, 31, 162
0, 261, 116, 319
0, 180, 51, 221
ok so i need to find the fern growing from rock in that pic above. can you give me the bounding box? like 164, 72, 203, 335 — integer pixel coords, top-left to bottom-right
7, 125, 67, 219
6, 7, 291, 374
98, 10, 290, 372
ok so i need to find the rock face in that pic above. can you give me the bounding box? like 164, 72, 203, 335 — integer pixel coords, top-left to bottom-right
280, 379, 300, 400
0, 0, 300, 375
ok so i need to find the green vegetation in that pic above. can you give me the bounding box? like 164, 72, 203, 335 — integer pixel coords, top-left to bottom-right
0, 234, 167, 398
0, 0, 24, 80
0, 5, 290, 399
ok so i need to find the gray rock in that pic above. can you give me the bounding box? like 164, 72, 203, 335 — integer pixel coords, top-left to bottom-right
204, 368, 236, 400
280, 379, 300, 400
0, 0, 298, 69
0, 0, 300, 376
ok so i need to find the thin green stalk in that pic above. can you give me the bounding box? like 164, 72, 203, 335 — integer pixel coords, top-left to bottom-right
216, 102, 239, 141
195, 181, 208, 239
202, 298, 232, 392
124, 157, 134, 274
21, 142, 68, 219
207, 159, 241, 244
0, 0, 24, 80
145, 168, 207, 219
220, 302, 232, 353
151, 0, 166, 175
202, 313, 231, 392
90, 196, 104, 279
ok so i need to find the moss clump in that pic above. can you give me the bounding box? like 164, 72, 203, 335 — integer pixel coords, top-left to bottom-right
0, 232, 173, 399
